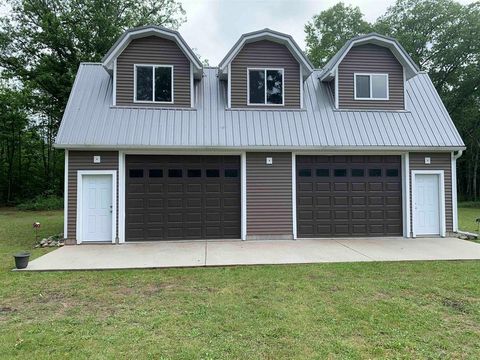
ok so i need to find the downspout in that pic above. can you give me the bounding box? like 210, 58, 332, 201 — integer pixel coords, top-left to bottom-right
452, 150, 463, 233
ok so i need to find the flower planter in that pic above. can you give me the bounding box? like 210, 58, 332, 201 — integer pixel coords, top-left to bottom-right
13, 252, 30, 269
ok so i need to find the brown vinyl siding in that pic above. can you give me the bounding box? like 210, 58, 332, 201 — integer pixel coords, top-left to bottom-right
338, 44, 404, 110
409, 152, 452, 233
231, 40, 301, 108
116, 36, 191, 107
246, 152, 292, 237
67, 151, 118, 243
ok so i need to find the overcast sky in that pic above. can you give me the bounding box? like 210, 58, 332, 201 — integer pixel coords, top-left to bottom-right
178, 0, 474, 65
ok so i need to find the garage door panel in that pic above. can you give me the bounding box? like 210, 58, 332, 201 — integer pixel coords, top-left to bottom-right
126, 155, 240, 241
297, 155, 402, 237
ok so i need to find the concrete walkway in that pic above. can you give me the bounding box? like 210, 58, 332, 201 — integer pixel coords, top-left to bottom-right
19, 237, 480, 271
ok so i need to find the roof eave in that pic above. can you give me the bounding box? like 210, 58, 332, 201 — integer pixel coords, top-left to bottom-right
218, 29, 314, 80
101, 26, 203, 77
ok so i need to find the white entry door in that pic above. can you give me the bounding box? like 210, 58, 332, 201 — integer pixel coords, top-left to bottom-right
81, 174, 113, 241
414, 174, 440, 235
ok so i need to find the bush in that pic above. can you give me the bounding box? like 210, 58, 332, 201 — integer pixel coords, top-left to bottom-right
16, 195, 64, 211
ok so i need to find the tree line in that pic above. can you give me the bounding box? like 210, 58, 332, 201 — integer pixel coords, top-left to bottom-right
0, 0, 478, 205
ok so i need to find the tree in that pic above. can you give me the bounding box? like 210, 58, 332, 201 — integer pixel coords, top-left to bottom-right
305, 0, 479, 201
305, 2, 372, 67
0, 0, 186, 204
375, 0, 480, 200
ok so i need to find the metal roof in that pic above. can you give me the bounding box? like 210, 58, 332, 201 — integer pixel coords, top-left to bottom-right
55, 63, 464, 150
319, 33, 420, 81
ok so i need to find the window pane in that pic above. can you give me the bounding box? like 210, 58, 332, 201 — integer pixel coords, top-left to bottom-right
299, 169, 311, 177
149, 169, 163, 177
168, 169, 182, 177
386, 169, 399, 177
316, 169, 329, 177
355, 75, 370, 98
155, 66, 172, 102
249, 70, 265, 104
372, 74, 388, 99
334, 169, 347, 177
129, 169, 143, 178
369, 169, 382, 177
266, 70, 283, 104
206, 169, 220, 177
225, 169, 239, 177
136, 66, 153, 101
188, 169, 201, 177
352, 169, 364, 177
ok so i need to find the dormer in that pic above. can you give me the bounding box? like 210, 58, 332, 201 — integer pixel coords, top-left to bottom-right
102, 25, 203, 108
218, 29, 314, 109
320, 33, 419, 111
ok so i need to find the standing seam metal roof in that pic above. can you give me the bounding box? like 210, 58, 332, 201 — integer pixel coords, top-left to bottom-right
55, 64, 464, 150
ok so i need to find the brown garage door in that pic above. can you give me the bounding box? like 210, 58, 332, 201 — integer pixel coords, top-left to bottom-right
126, 155, 241, 241
296, 155, 402, 237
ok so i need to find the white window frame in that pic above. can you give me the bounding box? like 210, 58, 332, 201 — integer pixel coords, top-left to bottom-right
354, 73, 389, 101
133, 64, 174, 104
247, 67, 285, 106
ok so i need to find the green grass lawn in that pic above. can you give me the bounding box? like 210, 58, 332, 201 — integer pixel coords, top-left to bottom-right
458, 205, 480, 234
1, 209, 480, 359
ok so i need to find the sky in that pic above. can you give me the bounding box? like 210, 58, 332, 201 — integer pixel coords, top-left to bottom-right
177, 0, 474, 65
0, 0, 474, 65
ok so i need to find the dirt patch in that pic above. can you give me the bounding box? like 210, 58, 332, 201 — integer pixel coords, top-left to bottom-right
0, 306, 17, 314
442, 298, 470, 313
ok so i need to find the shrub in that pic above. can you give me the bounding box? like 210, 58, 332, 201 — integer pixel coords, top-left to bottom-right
17, 195, 64, 211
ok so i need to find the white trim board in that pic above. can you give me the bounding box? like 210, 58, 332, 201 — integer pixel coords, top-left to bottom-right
118, 151, 126, 243
64, 150, 69, 239
291, 152, 297, 240
76, 170, 117, 244
241, 152, 247, 240
411, 170, 446, 237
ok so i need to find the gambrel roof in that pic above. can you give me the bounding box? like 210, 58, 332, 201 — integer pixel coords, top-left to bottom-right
55, 64, 464, 150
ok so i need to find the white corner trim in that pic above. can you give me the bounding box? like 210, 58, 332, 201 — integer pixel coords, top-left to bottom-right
334, 67, 339, 109
299, 64, 303, 109
63, 150, 69, 239
190, 62, 194, 108
227, 63, 231, 108
292, 152, 297, 239
451, 152, 458, 232
113, 59, 117, 106
411, 170, 446, 237
404, 153, 410, 238
118, 151, 126, 243
76, 170, 117, 244
403, 67, 407, 110
241, 152, 247, 240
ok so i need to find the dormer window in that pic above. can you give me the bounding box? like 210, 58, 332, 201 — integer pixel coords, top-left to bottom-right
134, 64, 173, 103
247, 68, 284, 105
354, 73, 389, 100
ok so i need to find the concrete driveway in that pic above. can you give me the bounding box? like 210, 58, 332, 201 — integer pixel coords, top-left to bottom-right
19, 237, 480, 271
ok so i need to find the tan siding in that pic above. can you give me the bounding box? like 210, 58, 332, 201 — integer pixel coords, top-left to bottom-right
116, 36, 191, 107
246, 152, 292, 237
409, 152, 452, 233
67, 151, 119, 243
231, 40, 301, 108
338, 44, 404, 110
